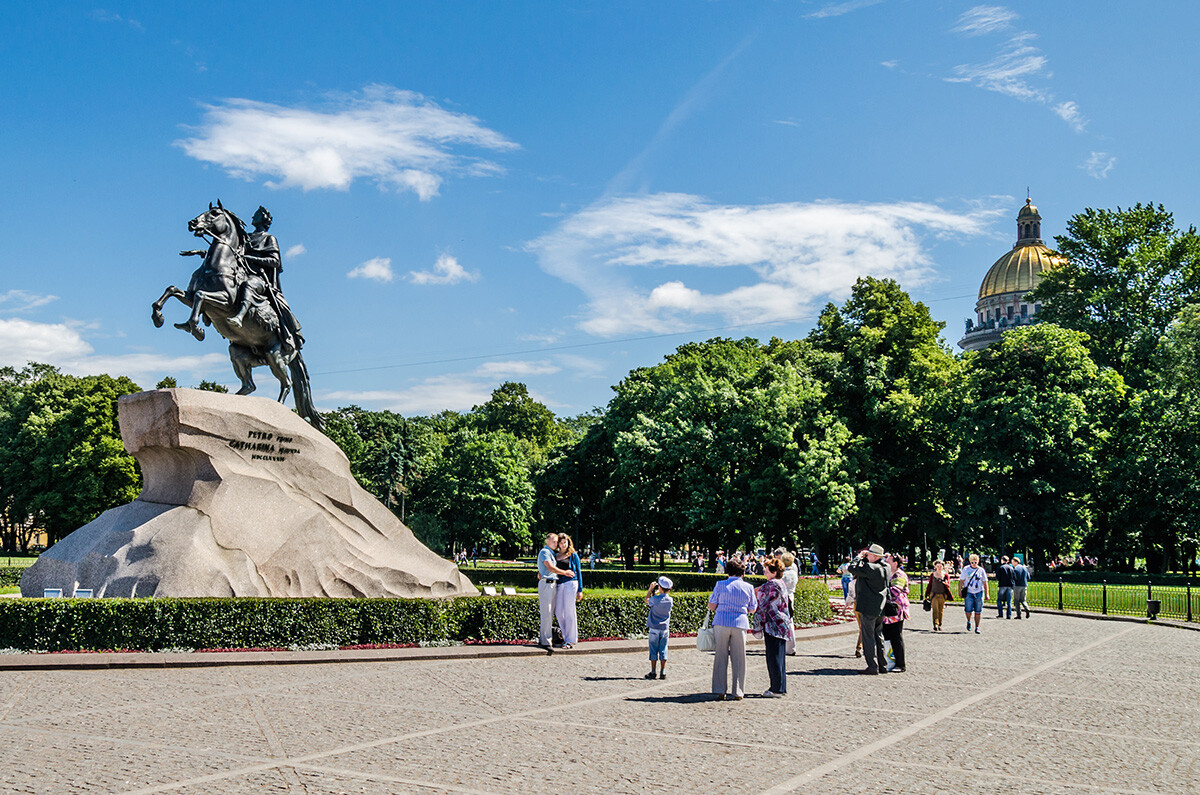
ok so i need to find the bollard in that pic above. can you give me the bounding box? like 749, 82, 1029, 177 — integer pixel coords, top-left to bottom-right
1188, 581, 1193, 623
1058, 578, 1063, 611
1102, 580, 1107, 615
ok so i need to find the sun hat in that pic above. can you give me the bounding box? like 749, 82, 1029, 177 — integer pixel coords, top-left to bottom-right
867, 543, 886, 556
657, 576, 674, 590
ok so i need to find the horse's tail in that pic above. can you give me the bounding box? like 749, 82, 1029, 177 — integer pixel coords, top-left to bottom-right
289, 352, 324, 432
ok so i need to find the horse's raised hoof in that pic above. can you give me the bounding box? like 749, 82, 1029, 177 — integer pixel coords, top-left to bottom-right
152, 310, 164, 328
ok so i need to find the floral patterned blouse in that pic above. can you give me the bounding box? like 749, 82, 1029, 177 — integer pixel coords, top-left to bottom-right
882, 568, 911, 625
753, 579, 794, 641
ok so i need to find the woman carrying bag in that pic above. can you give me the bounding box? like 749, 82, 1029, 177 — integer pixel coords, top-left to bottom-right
707, 559, 757, 701
925, 560, 953, 631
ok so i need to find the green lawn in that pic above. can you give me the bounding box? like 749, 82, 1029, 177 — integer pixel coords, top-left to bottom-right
912, 578, 1198, 621
0, 557, 39, 568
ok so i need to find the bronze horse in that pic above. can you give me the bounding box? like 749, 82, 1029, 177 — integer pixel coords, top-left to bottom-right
151, 202, 322, 430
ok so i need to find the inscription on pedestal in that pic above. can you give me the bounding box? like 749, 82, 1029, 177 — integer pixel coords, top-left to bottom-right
227, 428, 299, 462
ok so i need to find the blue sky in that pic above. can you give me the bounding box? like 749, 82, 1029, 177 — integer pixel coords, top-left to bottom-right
2, 1, 1199, 417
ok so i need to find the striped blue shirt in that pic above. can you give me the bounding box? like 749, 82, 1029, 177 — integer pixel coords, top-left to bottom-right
709, 576, 757, 629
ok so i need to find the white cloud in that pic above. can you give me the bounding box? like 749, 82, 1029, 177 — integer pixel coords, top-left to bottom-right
880, 60, 899, 69
319, 360, 560, 414
952, 5, 1016, 36
176, 85, 518, 200
89, 9, 144, 31
0, 317, 226, 385
1053, 101, 1087, 133
0, 290, 59, 314
947, 13, 1089, 134
805, 0, 886, 19
475, 360, 560, 378
347, 257, 395, 282
1083, 152, 1116, 179
529, 193, 995, 337
408, 254, 479, 286
285, 243, 306, 258
948, 32, 1049, 103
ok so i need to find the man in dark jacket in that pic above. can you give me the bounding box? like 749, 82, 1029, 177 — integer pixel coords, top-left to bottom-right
1011, 557, 1032, 618
850, 544, 890, 674
996, 556, 1016, 618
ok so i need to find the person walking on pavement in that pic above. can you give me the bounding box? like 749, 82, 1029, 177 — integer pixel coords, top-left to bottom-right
996, 555, 1015, 619
926, 560, 953, 631
536, 533, 575, 650
959, 554, 989, 633
850, 544, 890, 674
1011, 556, 1032, 618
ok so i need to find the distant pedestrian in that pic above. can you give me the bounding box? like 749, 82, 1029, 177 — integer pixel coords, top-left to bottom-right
645, 576, 674, 680
847, 577, 862, 658
554, 534, 583, 649
590, 550, 598, 570
850, 544, 890, 675
926, 560, 953, 631
708, 559, 757, 700
837, 555, 853, 600
716, 552, 726, 574
959, 554, 988, 634
996, 555, 1015, 619
810, 551, 820, 575
780, 552, 798, 611
881, 554, 910, 672
754, 557, 793, 697
1011, 556, 1032, 619
536, 533, 575, 650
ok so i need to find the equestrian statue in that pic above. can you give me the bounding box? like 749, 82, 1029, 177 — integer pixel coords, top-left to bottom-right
152, 201, 322, 431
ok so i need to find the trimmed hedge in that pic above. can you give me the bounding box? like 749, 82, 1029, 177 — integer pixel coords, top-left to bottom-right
0, 568, 22, 587
0, 584, 833, 652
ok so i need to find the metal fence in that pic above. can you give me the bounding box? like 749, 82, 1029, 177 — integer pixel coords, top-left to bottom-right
914, 576, 1197, 623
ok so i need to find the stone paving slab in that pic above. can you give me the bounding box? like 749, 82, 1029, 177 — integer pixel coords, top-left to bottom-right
0, 613, 1197, 793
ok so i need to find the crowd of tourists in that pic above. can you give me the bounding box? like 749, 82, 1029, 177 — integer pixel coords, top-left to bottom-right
533, 533, 1034, 699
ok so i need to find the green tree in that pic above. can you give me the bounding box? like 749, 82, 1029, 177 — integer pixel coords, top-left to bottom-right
473, 381, 568, 453
948, 325, 1123, 567
807, 277, 959, 558
156, 376, 178, 389
411, 429, 534, 555
0, 370, 142, 544
1029, 203, 1200, 387
195, 380, 228, 393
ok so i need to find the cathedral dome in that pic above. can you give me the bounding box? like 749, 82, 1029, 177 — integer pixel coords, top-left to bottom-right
977, 242, 1063, 299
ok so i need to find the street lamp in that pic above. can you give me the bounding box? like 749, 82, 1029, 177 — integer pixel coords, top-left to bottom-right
998, 505, 1008, 558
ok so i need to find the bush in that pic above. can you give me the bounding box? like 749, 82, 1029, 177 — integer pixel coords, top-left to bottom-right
0, 588, 834, 652
0, 568, 21, 587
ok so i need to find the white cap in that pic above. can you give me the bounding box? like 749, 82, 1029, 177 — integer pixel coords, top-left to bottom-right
657, 576, 674, 590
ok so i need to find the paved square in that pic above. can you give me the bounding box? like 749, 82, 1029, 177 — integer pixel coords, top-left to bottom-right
0, 614, 1197, 793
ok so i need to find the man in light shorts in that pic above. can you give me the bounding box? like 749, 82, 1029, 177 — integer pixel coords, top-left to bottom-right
960, 553, 989, 633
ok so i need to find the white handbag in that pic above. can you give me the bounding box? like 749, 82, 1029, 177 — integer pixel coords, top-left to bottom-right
696, 611, 716, 652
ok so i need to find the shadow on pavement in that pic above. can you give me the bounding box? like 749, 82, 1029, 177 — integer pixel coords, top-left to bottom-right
625, 693, 716, 704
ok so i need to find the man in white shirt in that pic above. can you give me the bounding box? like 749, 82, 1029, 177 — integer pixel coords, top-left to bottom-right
959, 553, 989, 634
537, 533, 575, 649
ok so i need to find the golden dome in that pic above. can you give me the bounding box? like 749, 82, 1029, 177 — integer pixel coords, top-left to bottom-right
978, 242, 1062, 299
1017, 197, 1040, 219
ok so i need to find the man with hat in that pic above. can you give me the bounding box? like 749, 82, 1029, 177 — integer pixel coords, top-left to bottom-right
850, 544, 890, 674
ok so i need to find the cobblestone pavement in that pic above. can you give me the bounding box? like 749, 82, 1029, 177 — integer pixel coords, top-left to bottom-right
0, 613, 1196, 794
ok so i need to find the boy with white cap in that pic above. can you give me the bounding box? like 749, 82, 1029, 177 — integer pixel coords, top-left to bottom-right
645, 576, 674, 680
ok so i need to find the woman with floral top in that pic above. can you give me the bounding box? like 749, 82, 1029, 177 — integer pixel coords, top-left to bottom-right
881, 553, 911, 672
753, 557, 794, 697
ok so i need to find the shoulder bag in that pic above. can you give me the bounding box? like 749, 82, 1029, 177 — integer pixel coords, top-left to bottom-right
696, 610, 716, 652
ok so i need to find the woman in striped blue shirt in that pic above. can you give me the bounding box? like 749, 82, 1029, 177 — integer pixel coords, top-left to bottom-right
708, 559, 757, 700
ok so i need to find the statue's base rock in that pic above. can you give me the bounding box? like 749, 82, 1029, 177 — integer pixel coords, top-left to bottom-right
21, 389, 476, 598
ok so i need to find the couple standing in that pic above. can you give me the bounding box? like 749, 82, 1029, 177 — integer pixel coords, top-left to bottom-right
537, 532, 584, 650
